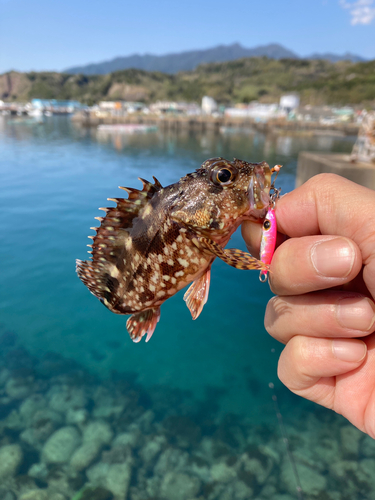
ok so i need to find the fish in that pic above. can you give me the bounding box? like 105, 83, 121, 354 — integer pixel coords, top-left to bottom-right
76, 157, 272, 343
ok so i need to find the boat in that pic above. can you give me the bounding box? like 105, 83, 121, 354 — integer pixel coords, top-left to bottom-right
97, 124, 158, 134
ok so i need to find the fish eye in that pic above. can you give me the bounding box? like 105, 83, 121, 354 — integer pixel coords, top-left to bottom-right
212, 166, 237, 185
217, 168, 232, 183
263, 219, 271, 230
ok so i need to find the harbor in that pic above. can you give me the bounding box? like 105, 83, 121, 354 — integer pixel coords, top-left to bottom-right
71, 111, 360, 136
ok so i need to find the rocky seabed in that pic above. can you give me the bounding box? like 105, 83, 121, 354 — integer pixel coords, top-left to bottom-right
0, 335, 374, 500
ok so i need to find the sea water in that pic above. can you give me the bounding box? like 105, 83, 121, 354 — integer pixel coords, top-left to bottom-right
0, 116, 372, 500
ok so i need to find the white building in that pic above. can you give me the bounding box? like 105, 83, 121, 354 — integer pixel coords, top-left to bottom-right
225, 103, 286, 122
279, 94, 300, 113
201, 96, 218, 115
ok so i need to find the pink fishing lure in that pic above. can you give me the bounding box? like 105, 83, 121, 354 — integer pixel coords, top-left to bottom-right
259, 163, 281, 282
259, 206, 277, 282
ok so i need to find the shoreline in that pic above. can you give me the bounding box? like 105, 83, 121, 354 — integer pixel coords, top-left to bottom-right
71, 112, 360, 137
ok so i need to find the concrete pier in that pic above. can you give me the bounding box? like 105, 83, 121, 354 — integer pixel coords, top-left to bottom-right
71, 111, 359, 137
296, 152, 375, 190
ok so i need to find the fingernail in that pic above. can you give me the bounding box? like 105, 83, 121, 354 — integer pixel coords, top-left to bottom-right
337, 297, 375, 332
311, 238, 355, 278
332, 339, 366, 362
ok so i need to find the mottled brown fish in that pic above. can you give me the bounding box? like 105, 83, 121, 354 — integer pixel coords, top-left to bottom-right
76, 157, 272, 343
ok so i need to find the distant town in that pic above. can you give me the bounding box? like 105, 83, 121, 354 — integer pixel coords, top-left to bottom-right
0, 94, 364, 137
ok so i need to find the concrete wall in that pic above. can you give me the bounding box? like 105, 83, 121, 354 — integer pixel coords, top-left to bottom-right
297, 152, 375, 190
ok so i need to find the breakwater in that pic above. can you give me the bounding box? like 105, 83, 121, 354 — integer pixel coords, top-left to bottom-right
71, 111, 360, 136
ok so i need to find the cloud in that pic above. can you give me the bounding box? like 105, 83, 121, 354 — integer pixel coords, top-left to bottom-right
339, 0, 375, 24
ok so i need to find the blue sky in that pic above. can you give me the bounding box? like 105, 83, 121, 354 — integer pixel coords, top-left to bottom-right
0, 0, 374, 73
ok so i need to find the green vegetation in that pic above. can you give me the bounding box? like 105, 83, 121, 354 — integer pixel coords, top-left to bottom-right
1, 57, 374, 106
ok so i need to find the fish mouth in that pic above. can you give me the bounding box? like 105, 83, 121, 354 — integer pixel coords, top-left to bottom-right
247, 163, 272, 215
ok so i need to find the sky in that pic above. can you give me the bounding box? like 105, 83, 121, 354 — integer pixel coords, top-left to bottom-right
0, 0, 374, 74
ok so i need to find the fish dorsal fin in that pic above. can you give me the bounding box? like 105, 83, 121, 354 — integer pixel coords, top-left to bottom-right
76, 177, 162, 303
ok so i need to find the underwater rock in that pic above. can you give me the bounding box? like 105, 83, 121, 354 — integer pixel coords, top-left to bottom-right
0, 368, 10, 387
28, 462, 49, 481
32, 408, 63, 427
154, 447, 189, 476
75, 486, 114, 500
106, 462, 133, 500
82, 421, 113, 447
18, 490, 48, 500
86, 462, 110, 486
134, 410, 154, 434
21, 409, 64, 450
188, 456, 210, 483
0, 488, 16, 500
42, 426, 81, 464
217, 480, 254, 500
70, 420, 117, 471
45, 494, 67, 500
19, 394, 47, 421
66, 408, 88, 426
112, 426, 141, 450
45, 465, 82, 498
86, 460, 133, 500
210, 461, 238, 483
310, 435, 340, 467
358, 458, 375, 492
340, 425, 363, 458
0, 444, 23, 480
92, 387, 127, 420
70, 441, 102, 471
160, 472, 201, 500
47, 385, 88, 414
330, 459, 375, 497
361, 434, 375, 458
139, 435, 167, 464
102, 445, 132, 465
239, 451, 273, 486
3, 409, 24, 431
5, 376, 34, 400
281, 461, 326, 497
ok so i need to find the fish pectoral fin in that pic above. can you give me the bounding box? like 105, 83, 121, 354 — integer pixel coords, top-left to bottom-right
197, 237, 268, 271
184, 267, 211, 320
126, 308, 161, 343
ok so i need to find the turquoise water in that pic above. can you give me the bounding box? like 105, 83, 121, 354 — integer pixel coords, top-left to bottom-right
1, 116, 373, 500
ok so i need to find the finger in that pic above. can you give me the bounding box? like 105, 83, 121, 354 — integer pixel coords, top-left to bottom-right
278, 335, 367, 409
241, 221, 285, 257
265, 292, 375, 344
274, 174, 375, 299
241, 221, 262, 257
269, 235, 362, 295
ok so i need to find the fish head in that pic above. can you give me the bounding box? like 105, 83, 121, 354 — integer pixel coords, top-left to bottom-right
171, 157, 272, 237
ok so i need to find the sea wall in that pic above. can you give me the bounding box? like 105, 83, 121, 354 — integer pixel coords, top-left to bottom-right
296, 152, 375, 189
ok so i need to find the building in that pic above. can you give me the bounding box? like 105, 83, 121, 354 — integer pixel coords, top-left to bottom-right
201, 96, 218, 115
31, 99, 81, 112
279, 94, 300, 114
225, 102, 286, 122
150, 101, 200, 115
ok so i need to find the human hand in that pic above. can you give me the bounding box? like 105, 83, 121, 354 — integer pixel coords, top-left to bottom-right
242, 173, 375, 438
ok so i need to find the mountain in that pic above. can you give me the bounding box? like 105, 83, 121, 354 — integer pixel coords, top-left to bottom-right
307, 51, 366, 63
64, 43, 299, 75
64, 43, 367, 76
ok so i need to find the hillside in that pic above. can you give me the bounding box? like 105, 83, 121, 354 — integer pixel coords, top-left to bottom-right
64, 43, 299, 75
64, 43, 366, 75
1, 57, 374, 106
